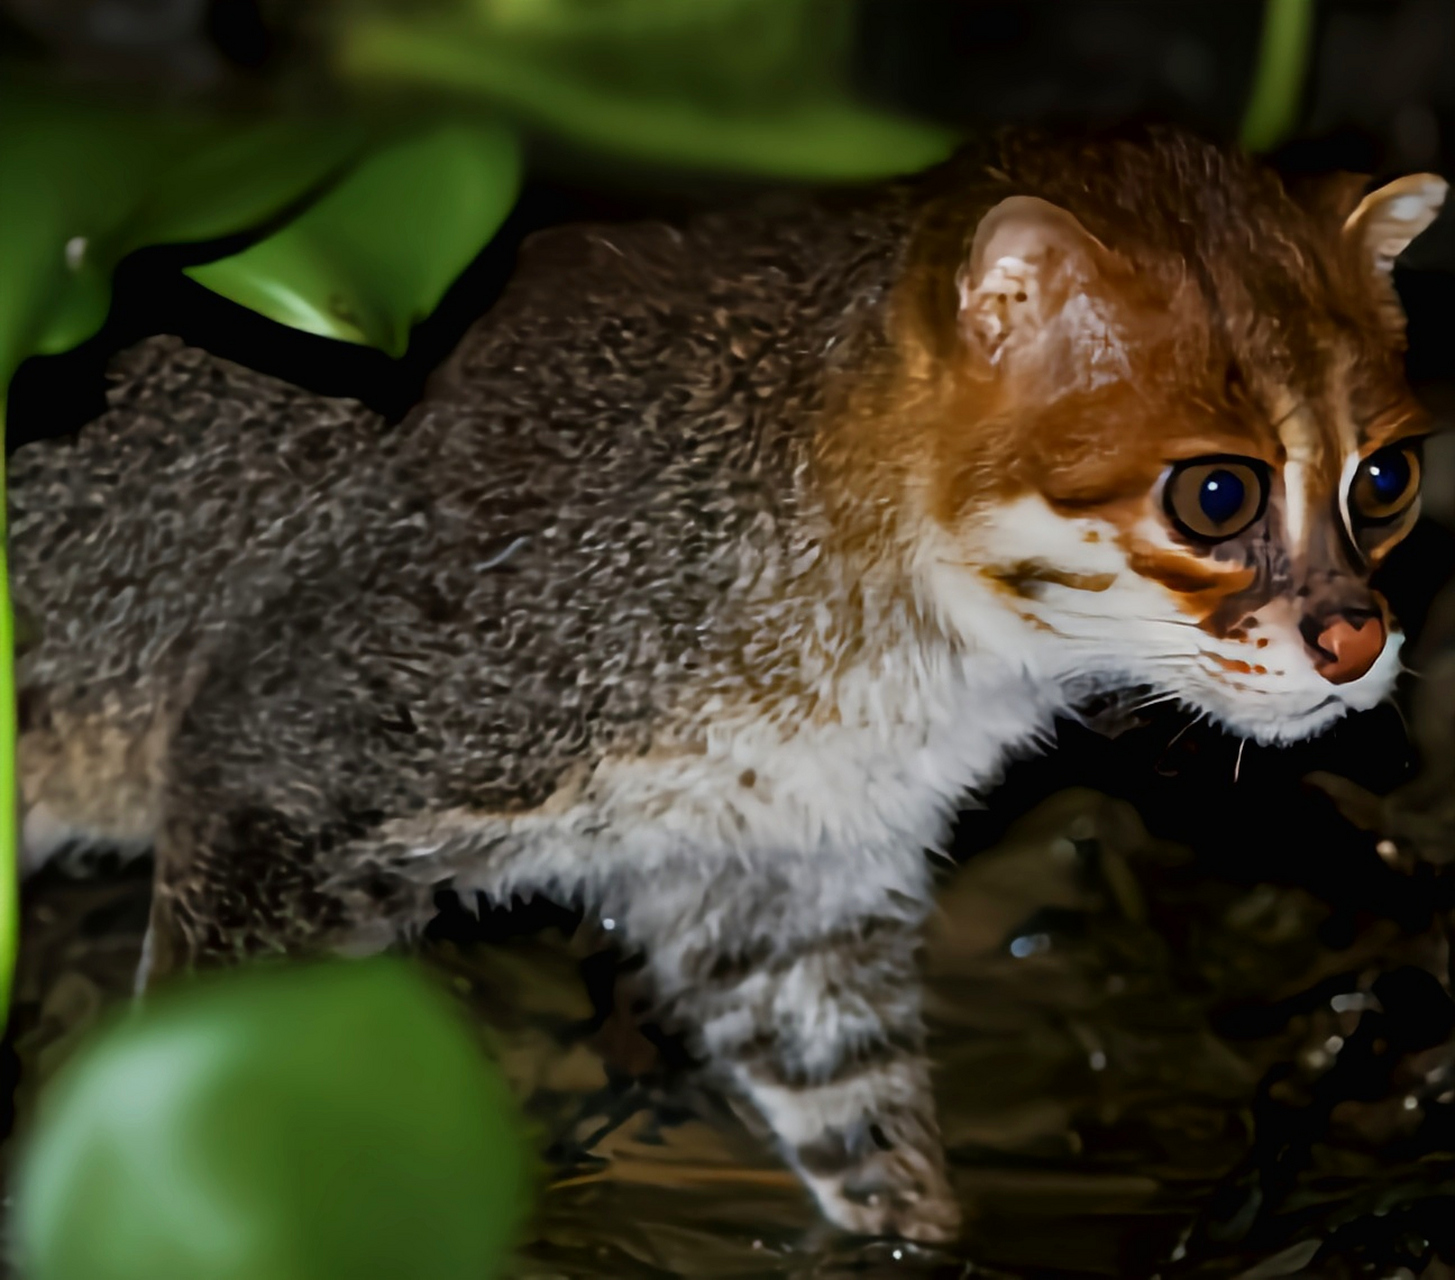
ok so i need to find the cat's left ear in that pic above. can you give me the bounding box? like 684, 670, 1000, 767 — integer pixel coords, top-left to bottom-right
956, 195, 1116, 371
1343, 173, 1448, 331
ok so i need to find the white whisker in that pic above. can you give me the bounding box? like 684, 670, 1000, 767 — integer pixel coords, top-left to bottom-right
1159, 711, 1208, 760
1125, 692, 1182, 714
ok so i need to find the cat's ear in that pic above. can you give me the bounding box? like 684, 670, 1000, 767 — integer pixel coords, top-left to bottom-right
957, 195, 1114, 370
1342, 173, 1447, 332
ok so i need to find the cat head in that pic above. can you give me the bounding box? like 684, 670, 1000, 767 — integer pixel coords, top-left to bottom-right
896, 131, 1446, 744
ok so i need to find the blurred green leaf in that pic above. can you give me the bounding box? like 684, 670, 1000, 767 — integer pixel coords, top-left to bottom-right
335, 3, 957, 180
1241, 0, 1316, 152
186, 122, 522, 357
15, 959, 533, 1280
441, 0, 855, 109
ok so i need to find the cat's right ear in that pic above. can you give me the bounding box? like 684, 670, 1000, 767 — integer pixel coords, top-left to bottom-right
1342, 173, 1447, 334
956, 196, 1115, 372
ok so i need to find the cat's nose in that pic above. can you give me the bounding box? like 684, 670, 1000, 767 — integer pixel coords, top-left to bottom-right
1306, 612, 1386, 684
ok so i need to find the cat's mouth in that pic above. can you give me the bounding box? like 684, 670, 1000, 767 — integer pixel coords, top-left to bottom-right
1073, 644, 1397, 748
1266, 694, 1346, 737
1177, 656, 1397, 745
1077, 685, 1340, 733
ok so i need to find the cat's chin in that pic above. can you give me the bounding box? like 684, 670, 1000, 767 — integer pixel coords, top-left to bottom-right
1210, 696, 1353, 747
1181, 640, 1404, 747
1070, 637, 1404, 748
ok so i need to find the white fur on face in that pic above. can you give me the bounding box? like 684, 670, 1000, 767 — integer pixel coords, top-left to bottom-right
932, 493, 1399, 747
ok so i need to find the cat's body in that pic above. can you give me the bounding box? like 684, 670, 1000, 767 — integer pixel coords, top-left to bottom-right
11, 128, 1446, 1239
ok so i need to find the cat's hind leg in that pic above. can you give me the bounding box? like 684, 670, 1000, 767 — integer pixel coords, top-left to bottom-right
132, 612, 444, 986
17, 678, 170, 876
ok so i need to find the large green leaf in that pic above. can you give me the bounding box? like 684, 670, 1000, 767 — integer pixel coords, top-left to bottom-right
0, 89, 367, 374
14, 959, 533, 1280
122, 119, 377, 255
335, 5, 957, 180
186, 122, 522, 357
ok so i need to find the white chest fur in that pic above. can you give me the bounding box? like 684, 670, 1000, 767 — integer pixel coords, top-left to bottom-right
431, 594, 1063, 930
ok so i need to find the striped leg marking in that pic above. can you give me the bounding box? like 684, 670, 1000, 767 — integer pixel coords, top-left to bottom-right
673, 912, 961, 1241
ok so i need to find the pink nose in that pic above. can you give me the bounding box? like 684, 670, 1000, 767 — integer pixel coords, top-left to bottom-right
1312, 614, 1386, 684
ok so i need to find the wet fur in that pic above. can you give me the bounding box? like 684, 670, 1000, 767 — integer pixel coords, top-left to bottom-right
9, 126, 1442, 1240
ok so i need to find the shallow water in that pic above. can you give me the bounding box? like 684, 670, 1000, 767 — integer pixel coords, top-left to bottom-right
8, 601, 1455, 1280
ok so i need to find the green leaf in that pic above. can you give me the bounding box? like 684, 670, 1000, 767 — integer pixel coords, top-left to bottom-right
119, 118, 374, 253
14, 959, 533, 1280
0, 92, 177, 371
335, 11, 958, 180
0, 87, 367, 372
186, 122, 522, 357
432, 0, 856, 110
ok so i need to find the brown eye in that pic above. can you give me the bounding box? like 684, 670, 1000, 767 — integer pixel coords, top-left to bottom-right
1163, 459, 1267, 541
1350, 445, 1420, 523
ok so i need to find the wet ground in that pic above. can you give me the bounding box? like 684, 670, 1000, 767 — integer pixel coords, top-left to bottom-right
7, 540, 1455, 1280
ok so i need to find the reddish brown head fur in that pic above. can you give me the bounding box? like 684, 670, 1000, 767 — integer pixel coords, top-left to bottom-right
822, 127, 1446, 743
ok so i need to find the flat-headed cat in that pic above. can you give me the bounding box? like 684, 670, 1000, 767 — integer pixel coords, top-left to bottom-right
12, 126, 1446, 1240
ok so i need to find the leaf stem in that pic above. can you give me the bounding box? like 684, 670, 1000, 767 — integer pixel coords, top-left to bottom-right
1240, 0, 1316, 154
0, 398, 17, 1024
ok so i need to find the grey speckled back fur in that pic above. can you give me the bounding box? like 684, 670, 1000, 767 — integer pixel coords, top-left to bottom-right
15, 192, 912, 824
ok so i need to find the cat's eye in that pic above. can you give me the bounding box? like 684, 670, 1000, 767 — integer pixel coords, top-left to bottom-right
1350, 444, 1421, 524
1163, 459, 1267, 542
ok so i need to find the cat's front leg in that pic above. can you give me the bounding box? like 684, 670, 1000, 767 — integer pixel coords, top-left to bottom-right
740, 1022, 959, 1243
645, 885, 960, 1242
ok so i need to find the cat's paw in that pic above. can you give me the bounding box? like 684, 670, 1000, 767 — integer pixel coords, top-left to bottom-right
806, 1143, 962, 1243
